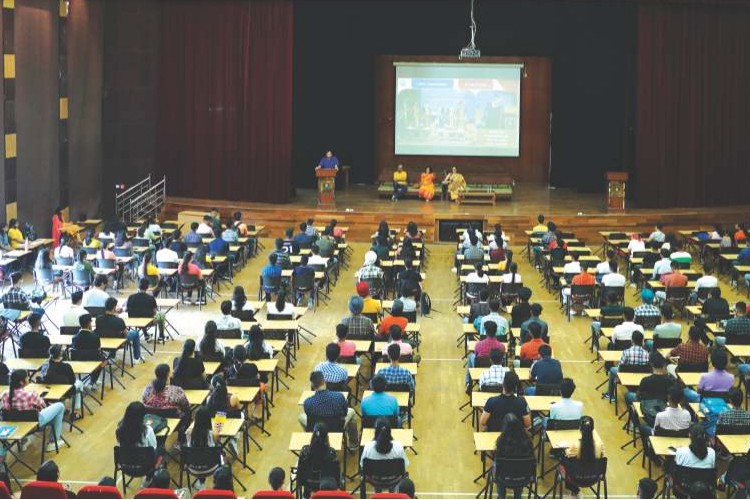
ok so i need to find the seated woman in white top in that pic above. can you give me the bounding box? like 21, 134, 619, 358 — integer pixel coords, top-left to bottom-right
675, 424, 715, 469
398, 290, 417, 314
501, 261, 522, 284
266, 292, 297, 318
360, 418, 409, 487
54, 236, 75, 261
487, 224, 508, 249
596, 249, 616, 276
465, 263, 490, 284
627, 234, 646, 255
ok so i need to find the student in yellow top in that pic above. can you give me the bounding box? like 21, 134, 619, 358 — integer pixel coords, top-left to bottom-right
7, 219, 24, 248
531, 214, 547, 233
392, 164, 408, 201
82, 230, 102, 249
356, 281, 381, 317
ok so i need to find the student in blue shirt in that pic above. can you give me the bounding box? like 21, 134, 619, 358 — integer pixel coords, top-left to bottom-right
316, 150, 339, 171
362, 375, 400, 426
524, 344, 563, 395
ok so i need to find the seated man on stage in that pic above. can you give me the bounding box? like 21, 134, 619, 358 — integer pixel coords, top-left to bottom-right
442, 166, 466, 202
392, 164, 408, 201
315, 150, 339, 171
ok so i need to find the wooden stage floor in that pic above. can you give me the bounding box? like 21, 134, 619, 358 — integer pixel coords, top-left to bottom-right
164, 183, 750, 242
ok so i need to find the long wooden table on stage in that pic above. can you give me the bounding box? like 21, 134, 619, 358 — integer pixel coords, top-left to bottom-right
164, 185, 750, 243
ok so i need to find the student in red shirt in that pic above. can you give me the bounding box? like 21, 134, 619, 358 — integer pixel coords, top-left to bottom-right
519, 323, 548, 361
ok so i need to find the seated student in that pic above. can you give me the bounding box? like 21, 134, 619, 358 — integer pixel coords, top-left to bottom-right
296, 422, 341, 496
684, 348, 734, 403
178, 251, 206, 304
627, 233, 646, 255
510, 287, 533, 325
342, 296, 376, 341
493, 413, 535, 498
155, 238, 179, 264
603, 330, 649, 402
717, 387, 750, 429
520, 303, 549, 343
36, 460, 75, 498
378, 299, 408, 339
648, 224, 666, 244
611, 306, 645, 344
397, 260, 423, 299
220, 220, 238, 244
3, 369, 66, 451
231, 285, 256, 321
300, 371, 357, 448
184, 405, 221, 488
335, 324, 356, 358
266, 291, 296, 318
398, 289, 417, 315
382, 324, 413, 359
651, 248, 673, 279
142, 363, 191, 428
488, 240, 506, 264
655, 265, 688, 303
691, 262, 718, 300
315, 343, 349, 385
0, 272, 40, 321
20, 313, 50, 353
501, 261, 522, 287
478, 348, 508, 391
462, 232, 484, 263
211, 465, 234, 493
61, 290, 87, 327
6, 219, 23, 249
601, 260, 626, 287
468, 289, 491, 324
267, 466, 287, 492
590, 292, 625, 346
73, 249, 94, 277
377, 344, 415, 392
465, 262, 490, 288
292, 255, 316, 306
360, 418, 410, 490
478, 299, 509, 338
38, 345, 84, 419
196, 215, 215, 237
172, 339, 206, 388
479, 372, 531, 432
184, 222, 203, 245
470, 321, 506, 368
126, 278, 158, 319
550, 378, 583, 421
667, 326, 709, 377
718, 302, 750, 346
245, 325, 274, 360
168, 231, 188, 256
675, 424, 715, 469
562, 261, 596, 312
355, 282, 380, 317
531, 214, 547, 233
640, 385, 692, 440
215, 300, 241, 332
626, 352, 675, 405
563, 253, 582, 276
293, 222, 313, 250
670, 243, 692, 266
525, 344, 562, 395
563, 417, 606, 497
735, 223, 748, 243
309, 243, 330, 268
519, 323, 547, 362
702, 288, 730, 322
83, 275, 112, 308
357, 251, 384, 282
97, 297, 144, 363
362, 375, 400, 425
199, 321, 226, 362
72, 313, 101, 352
115, 401, 158, 461
634, 289, 661, 320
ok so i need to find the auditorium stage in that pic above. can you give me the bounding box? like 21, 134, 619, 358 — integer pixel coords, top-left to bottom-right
163, 183, 750, 243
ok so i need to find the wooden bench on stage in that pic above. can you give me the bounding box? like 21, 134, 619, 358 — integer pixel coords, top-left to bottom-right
458, 189, 496, 206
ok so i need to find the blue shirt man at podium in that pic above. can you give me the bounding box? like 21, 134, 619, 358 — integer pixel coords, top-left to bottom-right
316, 150, 339, 171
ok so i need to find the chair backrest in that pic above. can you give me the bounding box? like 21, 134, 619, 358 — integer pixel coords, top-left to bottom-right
306, 414, 344, 432
179, 273, 200, 287
534, 383, 562, 396
181, 446, 222, 472
570, 284, 594, 298
77, 485, 124, 499
466, 282, 488, 297
20, 481, 68, 499
600, 286, 625, 303
132, 238, 150, 247
19, 348, 49, 359
134, 488, 179, 499
60, 326, 80, 336
57, 256, 74, 266
666, 287, 689, 300
310, 492, 354, 499
97, 259, 116, 269
501, 282, 521, 297
611, 340, 631, 351
85, 306, 105, 318
293, 271, 315, 290
726, 333, 750, 346
546, 418, 581, 430
635, 315, 661, 330
157, 261, 178, 270
215, 329, 241, 339
696, 287, 719, 301
2, 409, 39, 422
362, 278, 385, 298
654, 426, 690, 438
716, 424, 750, 435
701, 390, 730, 401
600, 316, 623, 328
361, 458, 406, 488
562, 457, 608, 489
34, 268, 53, 283
114, 247, 132, 257
0, 482, 10, 500
250, 491, 293, 499
73, 269, 92, 285
69, 347, 102, 362
619, 363, 651, 373
669, 464, 716, 497
653, 336, 681, 349
114, 445, 157, 479
493, 457, 537, 488
479, 383, 503, 393
677, 361, 709, 372
361, 415, 398, 428
261, 274, 281, 289
266, 313, 293, 321
370, 494, 411, 499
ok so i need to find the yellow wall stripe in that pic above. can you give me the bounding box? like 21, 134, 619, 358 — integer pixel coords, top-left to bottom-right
2, 0, 14, 10
3, 54, 14, 79
5, 203, 16, 221
5, 133, 16, 159
59, 0, 67, 18
59, 97, 69, 120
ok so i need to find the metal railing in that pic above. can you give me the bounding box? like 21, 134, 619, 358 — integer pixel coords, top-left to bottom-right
115, 174, 166, 223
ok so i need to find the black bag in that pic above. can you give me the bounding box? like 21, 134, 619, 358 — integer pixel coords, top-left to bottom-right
144, 413, 168, 434
640, 398, 666, 427
420, 292, 431, 315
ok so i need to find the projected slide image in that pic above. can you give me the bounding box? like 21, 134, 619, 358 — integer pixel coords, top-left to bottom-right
395, 64, 521, 157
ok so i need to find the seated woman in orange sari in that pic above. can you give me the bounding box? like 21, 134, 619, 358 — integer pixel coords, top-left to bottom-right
418, 167, 436, 201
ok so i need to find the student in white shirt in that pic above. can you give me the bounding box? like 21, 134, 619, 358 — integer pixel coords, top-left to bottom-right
651, 248, 673, 279
465, 263, 490, 284
360, 419, 409, 469
196, 216, 215, 236
675, 424, 715, 469
627, 234, 646, 255
155, 239, 179, 264
54, 237, 75, 261
61, 291, 88, 327
501, 262, 522, 284
398, 290, 418, 313
216, 300, 241, 331
82, 275, 112, 308
611, 307, 644, 342
562, 254, 581, 275
647, 224, 665, 244
601, 260, 626, 287
308, 245, 328, 267
461, 228, 483, 249
694, 262, 718, 291
596, 249, 615, 276
266, 292, 296, 318
549, 378, 583, 421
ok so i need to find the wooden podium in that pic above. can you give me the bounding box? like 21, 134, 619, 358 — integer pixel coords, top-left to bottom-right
606, 171, 628, 212
316, 169, 336, 208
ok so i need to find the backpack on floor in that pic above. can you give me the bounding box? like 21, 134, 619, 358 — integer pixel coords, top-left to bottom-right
420, 291, 431, 316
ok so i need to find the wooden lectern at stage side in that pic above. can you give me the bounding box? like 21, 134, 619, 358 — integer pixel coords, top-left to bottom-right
316, 168, 336, 208
606, 171, 628, 212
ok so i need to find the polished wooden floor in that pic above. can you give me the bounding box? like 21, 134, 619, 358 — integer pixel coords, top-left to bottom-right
21, 238, 745, 498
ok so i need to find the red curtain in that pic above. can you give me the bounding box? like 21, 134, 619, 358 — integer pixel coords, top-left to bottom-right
633, 3, 750, 208
156, 0, 293, 203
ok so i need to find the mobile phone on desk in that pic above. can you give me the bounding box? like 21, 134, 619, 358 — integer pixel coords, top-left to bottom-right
39, 391, 49, 398
668, 446, 677, 453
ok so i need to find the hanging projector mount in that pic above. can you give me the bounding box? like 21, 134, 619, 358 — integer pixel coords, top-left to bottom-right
459, 0, 481, 59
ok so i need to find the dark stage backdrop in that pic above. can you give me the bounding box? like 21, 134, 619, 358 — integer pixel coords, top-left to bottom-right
633, 3, 750, 208
156, 0, 293, 203
293, 0, 635, 192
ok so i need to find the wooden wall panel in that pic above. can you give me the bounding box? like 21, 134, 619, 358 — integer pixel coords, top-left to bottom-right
374, 55, 551, 185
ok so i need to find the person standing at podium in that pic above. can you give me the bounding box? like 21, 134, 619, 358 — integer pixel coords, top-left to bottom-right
315, 150, 339, 172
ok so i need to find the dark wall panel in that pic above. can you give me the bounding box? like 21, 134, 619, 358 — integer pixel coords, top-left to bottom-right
16, 0, 58, 233
68, 0, 104, 220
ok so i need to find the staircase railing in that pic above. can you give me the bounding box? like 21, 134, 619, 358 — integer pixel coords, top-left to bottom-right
115, 174, 166, 223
